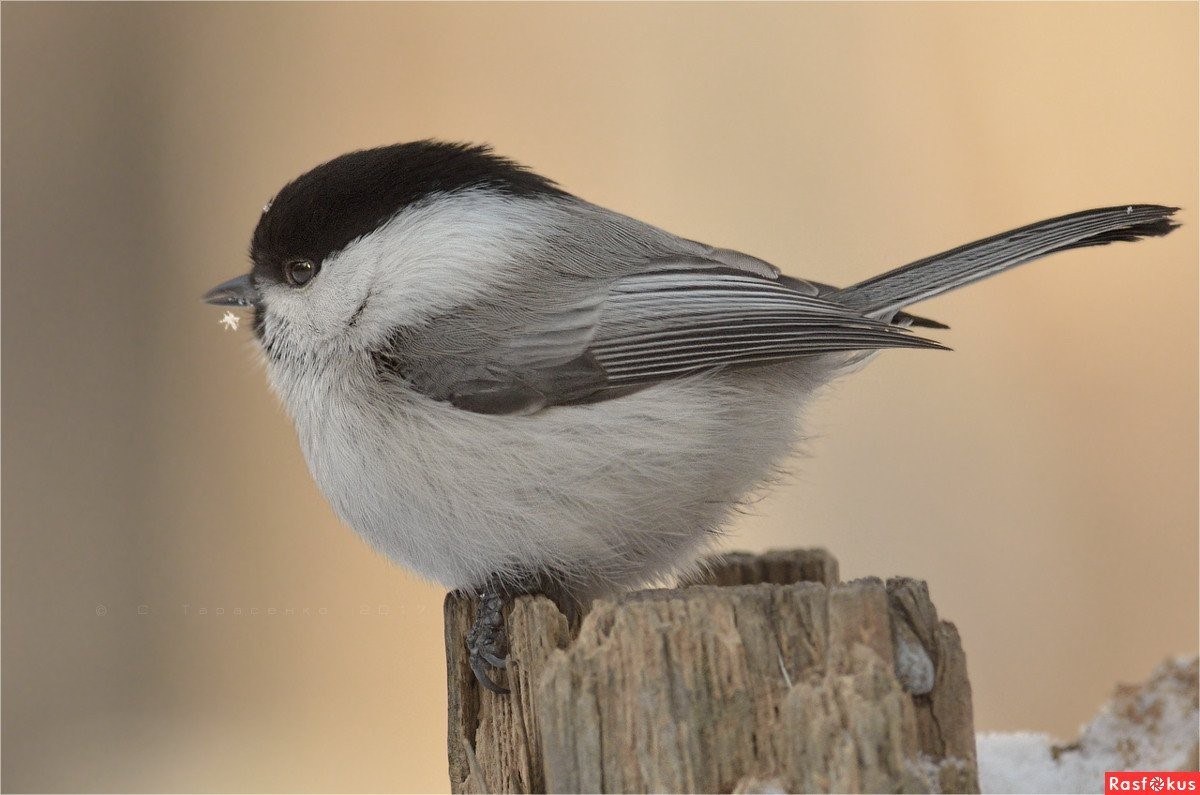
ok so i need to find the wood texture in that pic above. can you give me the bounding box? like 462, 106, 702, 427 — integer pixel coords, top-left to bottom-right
446, 549, 978, 793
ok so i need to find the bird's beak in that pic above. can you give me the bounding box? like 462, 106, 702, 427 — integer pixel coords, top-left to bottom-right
203, 274, 261, 308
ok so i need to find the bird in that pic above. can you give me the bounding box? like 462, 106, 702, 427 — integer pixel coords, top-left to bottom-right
204, 140, 1178, 693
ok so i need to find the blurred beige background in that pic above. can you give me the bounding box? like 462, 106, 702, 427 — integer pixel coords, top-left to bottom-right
2, 2, 1195, 792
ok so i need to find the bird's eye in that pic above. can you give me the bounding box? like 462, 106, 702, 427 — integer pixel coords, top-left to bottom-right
284, 259, 319, 287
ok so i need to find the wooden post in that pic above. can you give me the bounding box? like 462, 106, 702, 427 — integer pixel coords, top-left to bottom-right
445, 549, 978, 794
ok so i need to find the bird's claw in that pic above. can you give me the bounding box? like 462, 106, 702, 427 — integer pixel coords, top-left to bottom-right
467, 591, 510, 694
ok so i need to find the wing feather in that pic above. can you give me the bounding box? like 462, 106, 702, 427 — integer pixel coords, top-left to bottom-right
585, 271, 943, 385
390, 260, 944, 415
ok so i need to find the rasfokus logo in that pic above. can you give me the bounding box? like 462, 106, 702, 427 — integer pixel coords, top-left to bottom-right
1106, 772, 1200, 793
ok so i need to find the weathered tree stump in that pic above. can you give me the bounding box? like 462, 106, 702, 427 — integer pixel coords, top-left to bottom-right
445, 549, 978, 793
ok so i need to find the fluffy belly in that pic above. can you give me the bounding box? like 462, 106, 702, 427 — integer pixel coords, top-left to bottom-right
290, 364, 829, 596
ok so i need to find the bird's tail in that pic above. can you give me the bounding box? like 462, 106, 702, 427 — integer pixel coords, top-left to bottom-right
832, 205, 1179, 319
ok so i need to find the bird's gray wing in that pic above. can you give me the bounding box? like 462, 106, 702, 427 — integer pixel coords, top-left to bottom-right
583, 269, 943, 386
789, 276, 949, 330
385, 262, 944, 416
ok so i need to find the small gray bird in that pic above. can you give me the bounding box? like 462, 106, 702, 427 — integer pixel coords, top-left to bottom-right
205, 141, 1178, 692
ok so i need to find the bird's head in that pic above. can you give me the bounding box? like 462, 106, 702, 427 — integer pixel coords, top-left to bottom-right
204, 140, 566, 362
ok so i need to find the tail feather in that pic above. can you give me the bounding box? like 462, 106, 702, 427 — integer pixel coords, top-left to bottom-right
834, 205, 1180, 318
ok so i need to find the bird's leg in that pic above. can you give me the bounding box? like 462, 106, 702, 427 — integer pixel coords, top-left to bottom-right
466, 578, 510, 694
465, 571, 582, 695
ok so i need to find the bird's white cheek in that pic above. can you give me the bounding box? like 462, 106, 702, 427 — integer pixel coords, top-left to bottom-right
321, 190, 552, 334
260, 281, 368, 348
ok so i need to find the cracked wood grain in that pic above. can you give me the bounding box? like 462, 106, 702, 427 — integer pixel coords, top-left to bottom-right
445, 548, 978, 793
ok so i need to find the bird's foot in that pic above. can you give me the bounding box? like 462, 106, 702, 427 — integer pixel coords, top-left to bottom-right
463, 571, 582, 694
466, 587, 510, 694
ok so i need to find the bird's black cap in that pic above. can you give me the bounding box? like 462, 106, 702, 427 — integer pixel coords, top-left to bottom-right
250, 140, 567, 285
